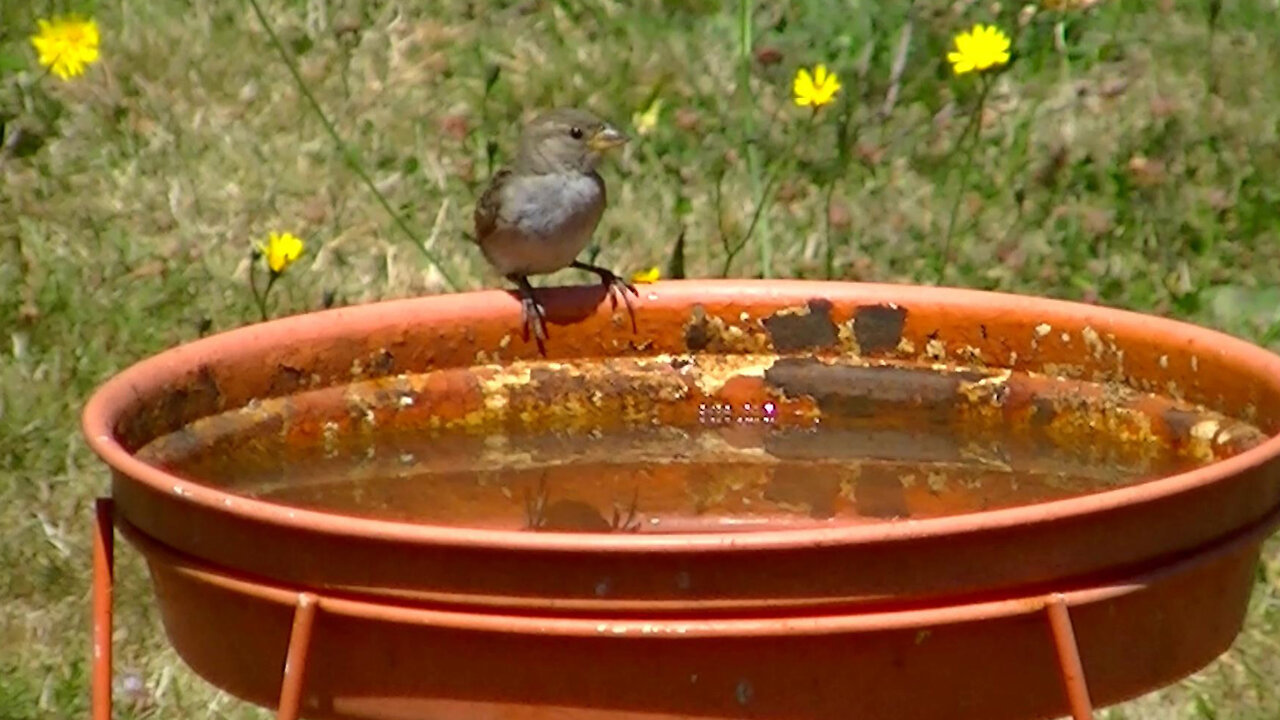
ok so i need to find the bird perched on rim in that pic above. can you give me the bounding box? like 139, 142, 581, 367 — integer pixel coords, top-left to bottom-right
472, 108, 634, 352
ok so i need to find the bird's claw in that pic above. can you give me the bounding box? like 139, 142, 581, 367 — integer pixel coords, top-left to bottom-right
602, 271, 639, 305
509, 274, 549, 355
610, 487, 641, 533
573, 262, 639, 333
604, 274, 639, 334
520, 295, 548, 354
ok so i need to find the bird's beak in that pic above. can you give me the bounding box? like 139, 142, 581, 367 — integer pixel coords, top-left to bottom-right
587, 125, 629, 152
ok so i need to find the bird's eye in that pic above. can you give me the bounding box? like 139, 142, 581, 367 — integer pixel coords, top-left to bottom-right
569, 126, 584, 139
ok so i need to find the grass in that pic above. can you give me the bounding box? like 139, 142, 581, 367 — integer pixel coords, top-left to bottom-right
3, 0, 1280, 717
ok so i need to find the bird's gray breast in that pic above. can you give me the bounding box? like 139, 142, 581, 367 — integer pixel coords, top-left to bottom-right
488, 171, 606, 276
504, 171, 604, 238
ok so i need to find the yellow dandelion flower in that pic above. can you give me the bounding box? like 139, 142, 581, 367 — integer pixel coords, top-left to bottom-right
630, 267, 661, 284
258, 232, 305, 274
632, 98, 663, 137
947, 24, 1011, 76
793, 63, 841, 109
30, 16, 100, 81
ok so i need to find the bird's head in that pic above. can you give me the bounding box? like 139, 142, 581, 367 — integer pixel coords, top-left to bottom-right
515, 108, 628, 174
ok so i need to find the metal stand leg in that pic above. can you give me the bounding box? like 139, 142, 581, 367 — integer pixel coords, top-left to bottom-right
1046, 593, 1094, 720
92, 498, 114, 720
277, 592, 319, 720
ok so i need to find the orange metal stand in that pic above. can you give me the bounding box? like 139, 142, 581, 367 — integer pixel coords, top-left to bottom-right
92, 498, 328, 720
278, 592, 320, 720
1047, 593, 1095, 720
91, 496, 1097, 720
92, 498, 113, 720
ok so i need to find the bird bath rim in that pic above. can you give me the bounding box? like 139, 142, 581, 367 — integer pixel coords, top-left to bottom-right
82, 279, 1280, 553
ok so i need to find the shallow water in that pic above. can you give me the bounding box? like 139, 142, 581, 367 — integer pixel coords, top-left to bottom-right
139, 414, 1219, 532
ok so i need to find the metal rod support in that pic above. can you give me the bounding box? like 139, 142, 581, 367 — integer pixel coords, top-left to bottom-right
1046, 593, 1094, 720
92, 498, 115, 720
277, 592, 320, 720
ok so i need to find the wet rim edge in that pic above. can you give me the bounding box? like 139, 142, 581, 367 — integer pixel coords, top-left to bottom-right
82, 280, 1280, 553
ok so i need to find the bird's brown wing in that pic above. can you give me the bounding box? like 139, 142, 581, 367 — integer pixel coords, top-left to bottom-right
473, 168, 513, 243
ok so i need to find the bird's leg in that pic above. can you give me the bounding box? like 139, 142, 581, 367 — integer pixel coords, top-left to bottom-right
524, 474, 550, 531
508, 274, 548, 354
570, 260, 639, 333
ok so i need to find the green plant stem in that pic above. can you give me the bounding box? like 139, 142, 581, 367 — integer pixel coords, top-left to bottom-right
822, 179, 838, 279
719, 111, 816, 277
720, 157, 788, 277
245, 0, 463, 292
825, 96, 861, 280
1262, 319, 1280, 348
248, 261, 273, 321
937, 74, 992, 285
1206, 0, 1222, 95
736, 0, 773, 278
262, 273, 278, 320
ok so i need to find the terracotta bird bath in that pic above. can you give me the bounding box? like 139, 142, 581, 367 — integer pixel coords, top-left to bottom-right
83, 280, 1280, 720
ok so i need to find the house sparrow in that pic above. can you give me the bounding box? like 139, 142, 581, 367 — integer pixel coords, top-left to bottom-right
473, 108, 634, 352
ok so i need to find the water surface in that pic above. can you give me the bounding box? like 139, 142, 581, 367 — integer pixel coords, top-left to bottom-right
139, 404, 1230, 532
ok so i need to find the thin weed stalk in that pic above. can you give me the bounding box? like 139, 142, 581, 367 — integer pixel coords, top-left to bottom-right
737, 0, 774, 278
937, 74, 993, 284
245, 0, 464, 291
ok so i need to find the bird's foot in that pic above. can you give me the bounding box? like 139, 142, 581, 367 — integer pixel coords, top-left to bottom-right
521, 295, 548, 346
509, 275, 549, 355
571, 261, 639, 333
609, 487, 641, 533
